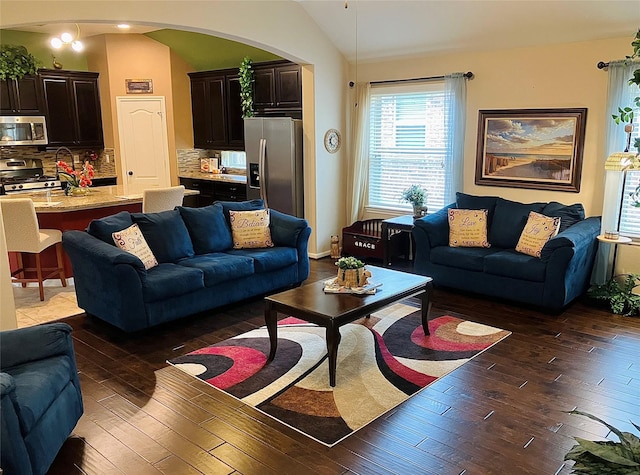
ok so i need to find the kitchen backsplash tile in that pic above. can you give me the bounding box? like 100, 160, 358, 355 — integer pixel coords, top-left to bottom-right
0, 146, 116, 178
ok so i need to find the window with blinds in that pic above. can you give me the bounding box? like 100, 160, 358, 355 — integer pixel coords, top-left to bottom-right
619, 170, 640, 237
368, 82, 447, 212
617, 94, 640, 237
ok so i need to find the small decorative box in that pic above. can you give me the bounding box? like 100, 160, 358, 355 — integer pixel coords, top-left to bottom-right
604, 231, 619, 240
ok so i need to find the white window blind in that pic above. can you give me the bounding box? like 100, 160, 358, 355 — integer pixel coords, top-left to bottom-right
619, 170, 640, 237
368, 82, 447, 212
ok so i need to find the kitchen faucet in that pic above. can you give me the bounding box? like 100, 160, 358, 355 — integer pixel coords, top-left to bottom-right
55, 147, 74, 175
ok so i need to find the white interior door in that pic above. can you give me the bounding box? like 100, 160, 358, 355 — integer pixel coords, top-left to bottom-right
116, 96, 171, 195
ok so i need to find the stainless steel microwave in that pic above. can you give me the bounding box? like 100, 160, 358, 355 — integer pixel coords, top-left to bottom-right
0, 116, 48, 146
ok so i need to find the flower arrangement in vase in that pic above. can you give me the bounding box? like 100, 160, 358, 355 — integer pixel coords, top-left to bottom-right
56, 160, 94, 196
401, 184, 428, 218
335, 256, 371, 288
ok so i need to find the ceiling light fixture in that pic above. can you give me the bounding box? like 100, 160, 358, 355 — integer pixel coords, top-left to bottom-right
117, 24, 130, 30
50, 24, 83, 52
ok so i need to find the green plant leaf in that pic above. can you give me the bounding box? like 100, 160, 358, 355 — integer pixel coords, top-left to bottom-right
566, 410, 638, 465
574, 438, 639, 466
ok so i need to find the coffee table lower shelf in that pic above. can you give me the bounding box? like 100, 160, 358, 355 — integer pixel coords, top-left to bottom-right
264, 266, 433, 387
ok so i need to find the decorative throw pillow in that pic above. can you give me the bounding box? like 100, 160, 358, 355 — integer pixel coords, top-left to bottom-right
515, 211, 561, 258
448, 209, 491, 248
112, 224, 158, 270
229, 209, 274, 249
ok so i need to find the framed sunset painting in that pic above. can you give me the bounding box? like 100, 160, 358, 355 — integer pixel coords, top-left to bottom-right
475, 108, 587, 192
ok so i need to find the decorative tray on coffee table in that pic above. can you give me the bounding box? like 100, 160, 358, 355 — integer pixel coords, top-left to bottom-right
323, 278, 383, 295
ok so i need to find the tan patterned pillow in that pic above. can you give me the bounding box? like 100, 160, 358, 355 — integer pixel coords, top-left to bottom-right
515, 211, 560, 258
112, 223, 158, 269
448, 209, 490, 248
229, 209, 274, 249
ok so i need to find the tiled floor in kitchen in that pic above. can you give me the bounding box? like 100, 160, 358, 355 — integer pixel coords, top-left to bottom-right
13, 279, 83, 328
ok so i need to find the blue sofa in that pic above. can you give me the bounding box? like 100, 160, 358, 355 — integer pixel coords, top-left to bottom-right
62, 200, 311, 332
1, 322, 83, 475
412, 193, 601, 310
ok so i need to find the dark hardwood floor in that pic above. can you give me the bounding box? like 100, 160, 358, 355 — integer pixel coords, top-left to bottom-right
48, 257, 640, 475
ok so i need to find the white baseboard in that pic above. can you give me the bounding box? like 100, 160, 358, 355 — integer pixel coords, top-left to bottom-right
309, 250, 332, 259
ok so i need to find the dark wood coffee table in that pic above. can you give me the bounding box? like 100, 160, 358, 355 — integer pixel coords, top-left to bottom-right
264, 266, 433, 387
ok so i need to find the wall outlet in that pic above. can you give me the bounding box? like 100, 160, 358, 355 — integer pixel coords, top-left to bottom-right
73, 154, 80, 164
105, 154, 110, 163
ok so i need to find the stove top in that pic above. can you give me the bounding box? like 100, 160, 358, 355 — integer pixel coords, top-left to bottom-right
0, 175, 57, 184
0, 158, 62, 194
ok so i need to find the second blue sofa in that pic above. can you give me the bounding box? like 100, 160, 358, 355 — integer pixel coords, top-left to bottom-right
412, 193, 601, 310
63, 200, 311, 332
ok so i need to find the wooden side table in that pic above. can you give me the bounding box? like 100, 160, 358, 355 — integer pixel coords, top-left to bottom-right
381, 214, 415, 266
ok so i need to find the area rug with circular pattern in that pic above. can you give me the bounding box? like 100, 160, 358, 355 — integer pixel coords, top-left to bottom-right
168, 302, 510, 446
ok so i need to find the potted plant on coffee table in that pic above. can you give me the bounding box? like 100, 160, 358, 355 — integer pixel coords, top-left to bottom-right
335, 256, 370, 288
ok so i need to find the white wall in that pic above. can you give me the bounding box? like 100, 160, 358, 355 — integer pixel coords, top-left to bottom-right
1, 0, 349, 257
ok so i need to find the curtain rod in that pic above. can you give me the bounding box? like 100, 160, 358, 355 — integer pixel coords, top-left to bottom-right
367, 71, 474, 87
597, 60, 640, 69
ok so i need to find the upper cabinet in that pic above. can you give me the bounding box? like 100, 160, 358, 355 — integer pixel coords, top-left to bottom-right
188, 61, 302, 151
189, 68, 244, 151
253, 61, 302, 118
39, 69, 104, 148
0, 75, 44, 115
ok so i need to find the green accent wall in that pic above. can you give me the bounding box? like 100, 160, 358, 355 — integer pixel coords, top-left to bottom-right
144, 29, 281, 70
1, 28, 282, 75
0, 30, 89, 71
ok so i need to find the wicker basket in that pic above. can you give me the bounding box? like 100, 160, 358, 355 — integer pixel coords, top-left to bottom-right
336, 267, 371, 288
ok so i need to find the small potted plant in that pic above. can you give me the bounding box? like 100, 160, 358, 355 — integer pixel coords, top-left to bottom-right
335, 256, 371, 288
0, 45, 39, 80
401, 184, 428, 218
587, 273, 640, 316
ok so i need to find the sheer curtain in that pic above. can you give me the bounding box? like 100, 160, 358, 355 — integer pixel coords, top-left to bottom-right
443, 73, 467, 203
346, 82, 371, 224
592, 60, 639, 284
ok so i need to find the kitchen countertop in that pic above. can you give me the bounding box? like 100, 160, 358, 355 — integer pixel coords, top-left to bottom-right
179, 171, 247, 184
0, 186, 198, 213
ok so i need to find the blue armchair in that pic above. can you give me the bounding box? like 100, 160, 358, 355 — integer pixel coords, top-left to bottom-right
1, 323, 83, 475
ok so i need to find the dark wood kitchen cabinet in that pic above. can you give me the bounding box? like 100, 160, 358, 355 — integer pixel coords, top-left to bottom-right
253, 60, 302, 118
0, 75, 44, 115
180, 177, 246, 207
189, 68, 244, 151
39, 69, 104, 147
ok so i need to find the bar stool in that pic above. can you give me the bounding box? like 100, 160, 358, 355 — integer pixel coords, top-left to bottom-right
1, 198, 67, 301
142, 185, 185, 213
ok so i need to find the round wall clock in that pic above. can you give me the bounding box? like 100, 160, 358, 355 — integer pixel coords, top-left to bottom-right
324, 129, 341, 154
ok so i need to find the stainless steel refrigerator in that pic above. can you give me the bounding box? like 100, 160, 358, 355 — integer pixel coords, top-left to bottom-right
244, 117, 304, 217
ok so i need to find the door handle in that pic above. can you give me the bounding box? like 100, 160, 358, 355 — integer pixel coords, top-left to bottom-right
128, 171, 134, 176
259, 138, 268, 209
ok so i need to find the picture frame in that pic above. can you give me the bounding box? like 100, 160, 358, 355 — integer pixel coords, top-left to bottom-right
125, 79, 153, 94
475, 108, 587, 192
